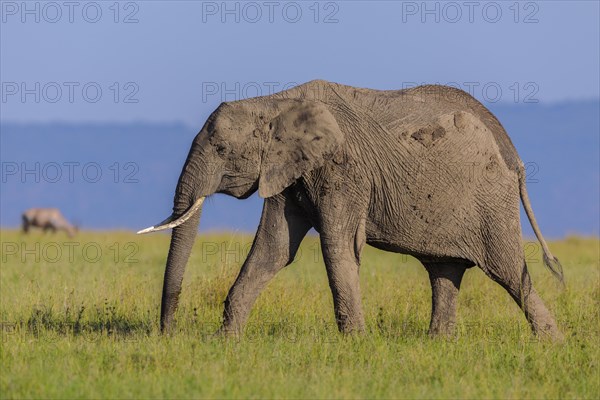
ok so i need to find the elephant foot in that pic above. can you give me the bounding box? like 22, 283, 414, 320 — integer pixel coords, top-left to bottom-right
215, 318, 246, 338
522, 290, 564, 342
532, 321, 564, 342
210, 326, 239, 339
338, 325, 365, 335
159, 318, 176, 335
336, 313, 366, 335
427, 320, 457, 339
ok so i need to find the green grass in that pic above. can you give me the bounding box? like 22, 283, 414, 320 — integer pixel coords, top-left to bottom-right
1, 230, 598, 399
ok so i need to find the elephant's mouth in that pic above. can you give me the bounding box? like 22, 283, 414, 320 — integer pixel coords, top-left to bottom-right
137, 197, 205, 234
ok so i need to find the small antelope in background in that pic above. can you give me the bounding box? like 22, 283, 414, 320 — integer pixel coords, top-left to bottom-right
21, 208, 77, 237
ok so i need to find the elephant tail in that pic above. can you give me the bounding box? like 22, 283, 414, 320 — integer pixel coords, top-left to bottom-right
518, 170, 565, 284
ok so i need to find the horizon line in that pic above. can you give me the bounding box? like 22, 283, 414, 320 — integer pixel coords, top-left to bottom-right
2, 97, 599, 129
0, 227, 597, 242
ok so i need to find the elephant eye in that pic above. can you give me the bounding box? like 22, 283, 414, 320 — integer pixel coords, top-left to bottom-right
216, 143, 228, 156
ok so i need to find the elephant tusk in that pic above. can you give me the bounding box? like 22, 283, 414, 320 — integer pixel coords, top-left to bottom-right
137, 197, 205, 234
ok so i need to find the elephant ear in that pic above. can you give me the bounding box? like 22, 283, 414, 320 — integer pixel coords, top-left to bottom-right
258, 101, 344, 198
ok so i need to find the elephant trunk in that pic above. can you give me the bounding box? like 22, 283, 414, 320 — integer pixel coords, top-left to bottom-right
137, 135, 217, 333
160, 205, 202, 332
160, 140, 213, 332
157, 173, 205, 332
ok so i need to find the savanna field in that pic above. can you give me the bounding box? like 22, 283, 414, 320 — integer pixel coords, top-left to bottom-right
0, 230, 598, 399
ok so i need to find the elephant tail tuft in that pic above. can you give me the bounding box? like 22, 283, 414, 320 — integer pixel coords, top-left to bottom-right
518, 169, 565, 285
543, 253, 565, 285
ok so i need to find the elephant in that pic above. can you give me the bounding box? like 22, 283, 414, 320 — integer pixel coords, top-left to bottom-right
139, 80, 564, 340
22, 208, 77, 237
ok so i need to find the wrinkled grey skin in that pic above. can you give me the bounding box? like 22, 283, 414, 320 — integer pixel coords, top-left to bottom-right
153, 80, 564, 340
22, 208, 77, 237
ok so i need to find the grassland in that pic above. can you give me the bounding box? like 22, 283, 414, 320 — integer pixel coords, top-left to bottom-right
0, 230, 598, 399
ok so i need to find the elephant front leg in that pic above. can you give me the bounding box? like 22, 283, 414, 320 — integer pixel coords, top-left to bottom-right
422, 261, 468, 337
221, 194, 311, 335
321, 235, 366, 334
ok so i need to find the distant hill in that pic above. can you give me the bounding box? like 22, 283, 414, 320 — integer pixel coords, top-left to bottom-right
1, 100, 598, 238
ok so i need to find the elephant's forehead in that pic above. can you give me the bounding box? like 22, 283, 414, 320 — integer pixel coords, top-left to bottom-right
214, 109, 252, 128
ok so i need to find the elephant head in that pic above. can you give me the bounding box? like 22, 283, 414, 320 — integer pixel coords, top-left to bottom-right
138, 98, 344, 332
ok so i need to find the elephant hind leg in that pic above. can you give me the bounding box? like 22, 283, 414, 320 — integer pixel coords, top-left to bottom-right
479, 245, 563, 341
421, 259, 471, 337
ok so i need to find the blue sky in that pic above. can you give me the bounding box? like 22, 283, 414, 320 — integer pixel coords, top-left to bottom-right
1, 1, 598, 236
2, 1, 599, 125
